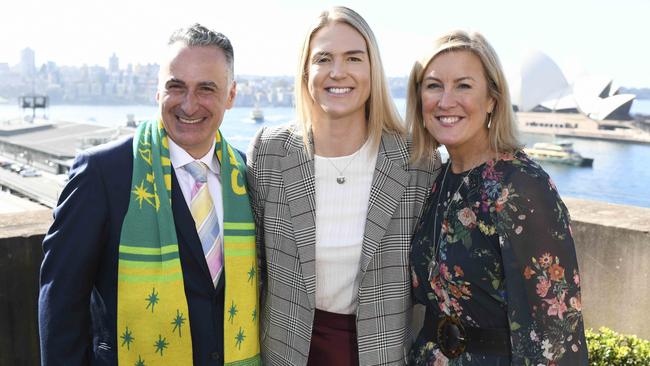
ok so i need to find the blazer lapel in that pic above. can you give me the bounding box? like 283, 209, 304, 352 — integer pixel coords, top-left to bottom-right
279, 143, 317, 310
170, 170, 213, 281
360, 133, 410, 274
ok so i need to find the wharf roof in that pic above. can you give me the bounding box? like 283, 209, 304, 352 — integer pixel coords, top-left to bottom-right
0, 119, 134, 158
0, 191, 46, 214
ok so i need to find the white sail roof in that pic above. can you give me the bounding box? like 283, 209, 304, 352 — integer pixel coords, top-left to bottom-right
509, 50, 635, 120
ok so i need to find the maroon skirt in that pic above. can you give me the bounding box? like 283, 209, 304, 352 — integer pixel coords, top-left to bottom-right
307, 309, 359, 366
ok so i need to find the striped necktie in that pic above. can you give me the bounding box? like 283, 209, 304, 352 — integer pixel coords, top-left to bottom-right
183, 161, 223, 287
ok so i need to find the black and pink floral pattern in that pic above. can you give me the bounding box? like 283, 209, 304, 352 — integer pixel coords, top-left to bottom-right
409, 151, 588, 365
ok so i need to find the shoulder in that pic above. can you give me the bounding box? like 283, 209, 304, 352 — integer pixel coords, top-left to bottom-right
57, 137, 133, 212
249, 123, 306, 160
377, 132, 438, 192
80, 135, 133, 164
496, 151, 554, 191
380, 132, 439, 177
68, 136, 133, 185
253, 123, 304, 149
379, 132, 408, 159
490, 150, 567, 213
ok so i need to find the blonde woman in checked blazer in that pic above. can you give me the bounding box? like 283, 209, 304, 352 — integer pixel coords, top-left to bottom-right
246, 7, 440, 366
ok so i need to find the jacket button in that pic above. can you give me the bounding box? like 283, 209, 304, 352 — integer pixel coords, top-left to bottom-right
211, 352, 221, 361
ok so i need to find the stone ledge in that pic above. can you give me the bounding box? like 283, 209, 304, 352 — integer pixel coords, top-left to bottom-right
0, 209, 52, 239
1, 198, 646, 237
564, 197, 650, 233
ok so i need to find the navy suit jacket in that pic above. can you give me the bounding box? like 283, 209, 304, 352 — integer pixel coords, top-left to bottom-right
39, 136, 236, 365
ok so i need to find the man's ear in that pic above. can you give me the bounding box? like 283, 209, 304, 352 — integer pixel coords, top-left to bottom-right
226, 80, 237, 109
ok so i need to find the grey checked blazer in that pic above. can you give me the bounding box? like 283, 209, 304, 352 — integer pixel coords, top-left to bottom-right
247, 124, 439, 365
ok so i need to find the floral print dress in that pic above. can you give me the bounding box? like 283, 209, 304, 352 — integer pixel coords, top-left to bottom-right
409, 151, 588, 366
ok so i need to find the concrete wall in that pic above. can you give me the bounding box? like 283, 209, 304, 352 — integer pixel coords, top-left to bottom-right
0, 198, 648, 364
0, 209, 51, 366
564, 197, 650, 339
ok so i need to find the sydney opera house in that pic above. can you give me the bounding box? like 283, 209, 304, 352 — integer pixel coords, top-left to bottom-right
509, 51, 636, 121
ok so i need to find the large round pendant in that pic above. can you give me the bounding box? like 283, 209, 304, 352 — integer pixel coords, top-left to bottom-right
336, 176, 346, 184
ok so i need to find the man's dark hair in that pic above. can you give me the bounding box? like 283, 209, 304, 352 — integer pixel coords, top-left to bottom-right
168, 23, 234, 79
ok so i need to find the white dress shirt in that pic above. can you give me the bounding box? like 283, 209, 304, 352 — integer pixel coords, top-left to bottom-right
168, 138, 224, 235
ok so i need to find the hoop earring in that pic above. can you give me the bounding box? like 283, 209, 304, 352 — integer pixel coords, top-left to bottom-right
487, 113, 493, 129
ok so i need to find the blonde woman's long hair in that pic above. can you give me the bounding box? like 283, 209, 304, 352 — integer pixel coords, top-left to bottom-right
294, 6, 404, 150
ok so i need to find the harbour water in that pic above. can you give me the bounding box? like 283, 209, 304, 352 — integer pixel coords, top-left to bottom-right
1, 99, 650, 208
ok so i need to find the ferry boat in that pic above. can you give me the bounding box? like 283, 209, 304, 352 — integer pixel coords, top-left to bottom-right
250, 106, 264, 123
524, 141, 594, 167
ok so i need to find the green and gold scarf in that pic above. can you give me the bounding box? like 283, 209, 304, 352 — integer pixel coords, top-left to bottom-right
117, 119, 260, 365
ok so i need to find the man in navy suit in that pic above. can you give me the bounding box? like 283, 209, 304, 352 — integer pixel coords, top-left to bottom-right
39, 24, 240, 365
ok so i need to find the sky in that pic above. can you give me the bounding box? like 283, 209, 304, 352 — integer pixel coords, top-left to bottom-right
2, 0, 650, 88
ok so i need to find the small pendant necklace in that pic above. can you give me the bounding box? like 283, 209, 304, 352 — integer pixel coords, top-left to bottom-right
324, 145, 363, 184
428, 161, 476, 281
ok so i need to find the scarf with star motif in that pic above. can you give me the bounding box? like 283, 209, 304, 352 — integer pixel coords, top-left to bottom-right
117, 119, 260, 365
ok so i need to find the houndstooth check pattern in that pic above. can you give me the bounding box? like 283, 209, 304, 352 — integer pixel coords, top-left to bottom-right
247, 124, 439, 365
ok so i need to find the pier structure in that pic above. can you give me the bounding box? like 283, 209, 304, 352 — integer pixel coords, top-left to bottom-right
0, 118, 134, 175
517, 112, 650, 144
18, 95, 49, 121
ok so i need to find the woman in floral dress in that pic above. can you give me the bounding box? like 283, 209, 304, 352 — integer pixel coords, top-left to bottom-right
405, 30, 588, 365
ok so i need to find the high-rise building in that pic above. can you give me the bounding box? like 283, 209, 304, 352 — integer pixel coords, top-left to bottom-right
109, 52, 119, 73
21, 47, 36, 77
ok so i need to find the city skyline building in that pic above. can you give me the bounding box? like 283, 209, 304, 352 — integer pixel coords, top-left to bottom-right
1, 46, 647, 112
108, 53, 119, 74
20, 48, 35, 77
0, 48, 295, 107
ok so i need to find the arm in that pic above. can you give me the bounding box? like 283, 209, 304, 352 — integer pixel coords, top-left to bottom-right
498, 166, 588, 365
39, 150, 110, 365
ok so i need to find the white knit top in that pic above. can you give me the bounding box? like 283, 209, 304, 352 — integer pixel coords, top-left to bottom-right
313, 139, 378, 314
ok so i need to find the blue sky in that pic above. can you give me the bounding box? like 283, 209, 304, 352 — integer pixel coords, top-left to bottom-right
3, 0, 649, 87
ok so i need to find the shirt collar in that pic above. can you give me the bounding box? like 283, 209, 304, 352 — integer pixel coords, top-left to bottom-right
168, 138, 220, 175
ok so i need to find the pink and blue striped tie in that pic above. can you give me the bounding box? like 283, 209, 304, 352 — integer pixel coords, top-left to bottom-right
184, 161, 223, 287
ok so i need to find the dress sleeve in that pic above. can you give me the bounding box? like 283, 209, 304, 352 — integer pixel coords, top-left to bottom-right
496, 164, 588, 365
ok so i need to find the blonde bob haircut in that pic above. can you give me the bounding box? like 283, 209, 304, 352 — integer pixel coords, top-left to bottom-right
406, 30, 521, 162
295, 6, 403, 149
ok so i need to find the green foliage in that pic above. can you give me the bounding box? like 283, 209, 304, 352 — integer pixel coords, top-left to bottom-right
586, 327, 650, 365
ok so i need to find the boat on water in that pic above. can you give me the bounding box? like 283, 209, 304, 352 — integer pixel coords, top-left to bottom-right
250, 106, 264, 123
523, 141, 594, 167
